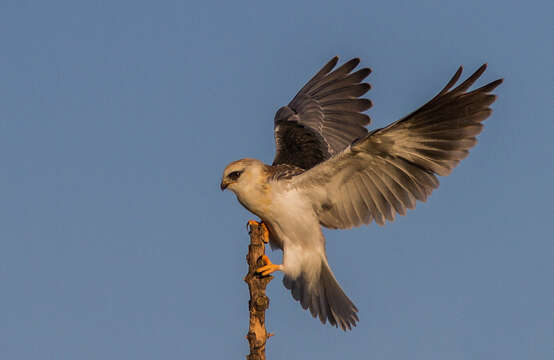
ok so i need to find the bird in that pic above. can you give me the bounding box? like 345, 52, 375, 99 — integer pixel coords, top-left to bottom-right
220, 56, 502, 330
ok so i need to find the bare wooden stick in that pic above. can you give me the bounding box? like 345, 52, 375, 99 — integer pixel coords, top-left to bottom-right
244, 222, 274, 360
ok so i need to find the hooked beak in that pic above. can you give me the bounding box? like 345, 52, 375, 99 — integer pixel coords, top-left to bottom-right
220, 180, 229, 191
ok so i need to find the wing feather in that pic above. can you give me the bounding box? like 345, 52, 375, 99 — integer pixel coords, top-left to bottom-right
371, 167, 406, 217
273, 57, 372, 170
312, 68, 372, 96
291, 65, 502, 228
351, 175, 373, 224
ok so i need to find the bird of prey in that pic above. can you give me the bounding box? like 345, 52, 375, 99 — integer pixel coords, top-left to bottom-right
220, 57, 502, 330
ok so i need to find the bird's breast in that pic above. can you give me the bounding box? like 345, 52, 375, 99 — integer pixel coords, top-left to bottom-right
263, 188, 322, 244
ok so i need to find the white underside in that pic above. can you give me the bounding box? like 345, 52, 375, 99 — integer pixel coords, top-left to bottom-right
263, 189, 326, 282
236, 181, 326, 282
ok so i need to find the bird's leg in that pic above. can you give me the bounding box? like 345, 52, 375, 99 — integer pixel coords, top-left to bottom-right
247, 220, 270, 244
256, 255, 283, 277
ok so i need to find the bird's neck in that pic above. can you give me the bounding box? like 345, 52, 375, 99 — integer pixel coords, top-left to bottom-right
233, 180, 272, 218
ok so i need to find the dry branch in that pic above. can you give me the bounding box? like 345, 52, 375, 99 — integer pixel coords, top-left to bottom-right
244, 222, 274, 360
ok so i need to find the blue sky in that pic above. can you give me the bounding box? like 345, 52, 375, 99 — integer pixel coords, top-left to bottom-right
1, 1, 553, 359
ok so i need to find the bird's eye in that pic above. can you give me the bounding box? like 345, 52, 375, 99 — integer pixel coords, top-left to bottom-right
228, 171, 242, 181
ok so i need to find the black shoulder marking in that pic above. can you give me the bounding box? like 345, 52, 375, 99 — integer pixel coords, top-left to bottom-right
267, 163, 305, 181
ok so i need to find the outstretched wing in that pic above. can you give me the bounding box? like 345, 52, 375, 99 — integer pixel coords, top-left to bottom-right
272, 57, 372, 170
291, 64, 503, 228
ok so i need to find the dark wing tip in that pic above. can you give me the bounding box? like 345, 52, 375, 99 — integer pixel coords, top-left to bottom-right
445, 66, 463, 92
455, 65, 464, 79
329, 57, 362, 78
296, 57, 341, 96
429, 66, 463, 102
453, 64, 489, 92
327, 56, 339, 70
347, 57, 361, 67
470, 78, 503, 95
362, 98, 373, 110
360, 82, 371, 93
358, 67, 372, 77
473, 63, 489, 81
347, 57, 361, 69
489, 77, 504, 89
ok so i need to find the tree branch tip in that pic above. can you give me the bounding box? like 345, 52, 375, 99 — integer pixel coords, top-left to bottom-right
245, 219, 272, 359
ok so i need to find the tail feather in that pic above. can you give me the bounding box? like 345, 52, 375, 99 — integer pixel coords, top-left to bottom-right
283, 261, 358, 330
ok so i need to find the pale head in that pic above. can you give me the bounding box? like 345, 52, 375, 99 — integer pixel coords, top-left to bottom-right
220, 158, 266, 194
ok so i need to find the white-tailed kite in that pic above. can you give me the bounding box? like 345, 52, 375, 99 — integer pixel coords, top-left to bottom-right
220, 57, 502, 330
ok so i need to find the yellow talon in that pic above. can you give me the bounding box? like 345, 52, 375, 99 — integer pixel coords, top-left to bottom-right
247, 220, 270, 244
256, 254, 283, 276
260, 254, 270, 265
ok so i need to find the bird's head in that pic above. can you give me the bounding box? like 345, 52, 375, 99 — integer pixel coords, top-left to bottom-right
220, 158, 266, 194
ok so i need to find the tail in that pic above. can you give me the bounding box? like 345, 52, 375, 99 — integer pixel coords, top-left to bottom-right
283, 260, 358, 330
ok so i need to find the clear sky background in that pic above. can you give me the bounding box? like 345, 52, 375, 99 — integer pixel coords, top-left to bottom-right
1, 1, 553, 359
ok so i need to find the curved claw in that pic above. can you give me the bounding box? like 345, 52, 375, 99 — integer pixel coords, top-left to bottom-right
256, 255, 283, 276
